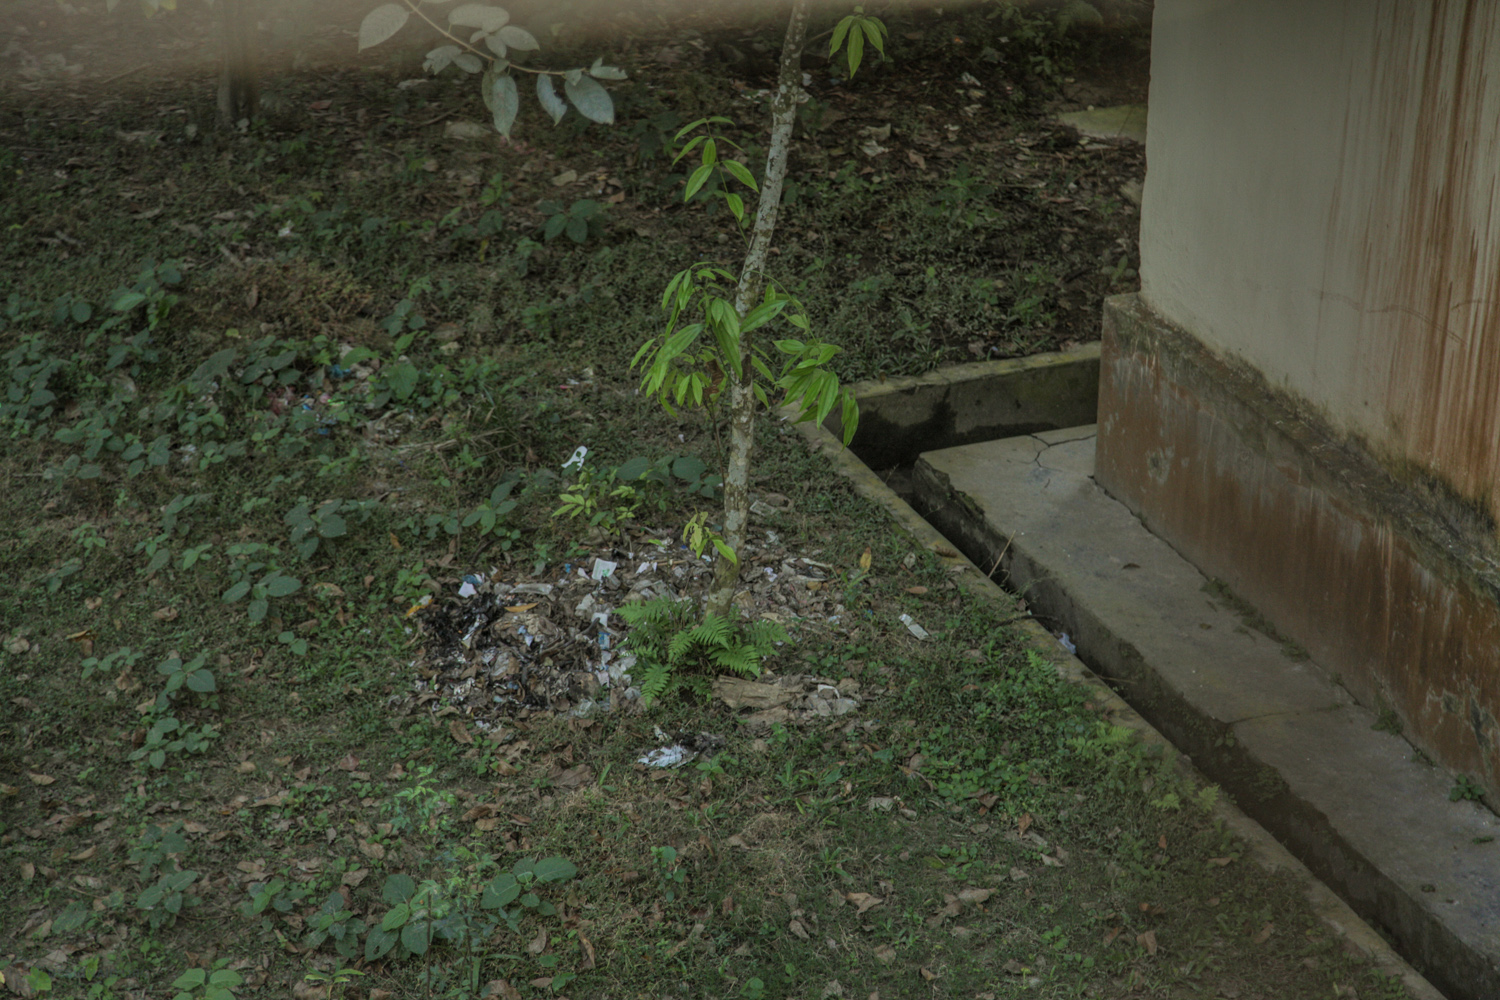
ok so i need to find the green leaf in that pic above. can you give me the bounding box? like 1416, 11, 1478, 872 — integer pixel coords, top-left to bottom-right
317, 514, 348, 538
564, 73, 614, 125
447, 3, 509, 33
860, 18, 887, 55
481, 873, 520, 909
673, 117, 709, 141
164, 869, 199, 892
402, 920, 432, 954
491, 72, 519, 136
532, 856, 578, 883
684, 163, 713, 202
544, 213, 568, 240
385, 360, 419, 400
112, 291, 147, 312
566, 216, 588, 244
358, 3, 410, 50
498, 25, 538, 50
247, 598, 269, 623
382, 874, 417, 904
365, 925, 398, 961
724, 191, 744, 223
671, 134, 705, 166
829, 15, 853, 56
722, 159, 758, 191
589, 57, 628, 80
840, 391, 860, 445
264, 574, 302, 598
186, 669, 216, 693
172, 970, 207, 990
382, 902, 411, 931
423, 43, 461, 73
536, 75, 567, 124
846, 27, 865, 77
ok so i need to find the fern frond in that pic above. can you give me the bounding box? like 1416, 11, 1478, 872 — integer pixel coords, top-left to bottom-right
710, 644, 763, 678
688, 613, 733, 649
639, 661, 673, 707
667, 629, 696, 665
744, 620, 788, 654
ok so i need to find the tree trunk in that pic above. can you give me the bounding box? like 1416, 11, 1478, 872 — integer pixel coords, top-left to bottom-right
704, 0, 809, 619
217, 0, 260, 126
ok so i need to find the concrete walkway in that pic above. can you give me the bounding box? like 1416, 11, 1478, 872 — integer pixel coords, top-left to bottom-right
913, 427, 1500, 1000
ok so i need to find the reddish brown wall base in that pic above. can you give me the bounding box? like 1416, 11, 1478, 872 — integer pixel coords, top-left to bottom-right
1096, 294, 1500, 799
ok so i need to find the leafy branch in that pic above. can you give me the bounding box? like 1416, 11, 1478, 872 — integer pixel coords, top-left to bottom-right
358, 1, 627, 136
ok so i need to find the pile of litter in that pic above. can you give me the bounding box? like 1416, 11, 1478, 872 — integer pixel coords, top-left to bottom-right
403, 528, 898, 730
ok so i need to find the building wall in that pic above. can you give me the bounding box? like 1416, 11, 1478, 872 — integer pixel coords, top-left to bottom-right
1140, 0, 1500, 515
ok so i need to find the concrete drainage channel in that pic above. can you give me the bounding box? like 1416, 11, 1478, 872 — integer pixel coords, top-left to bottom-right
787, 342, 1476, 1000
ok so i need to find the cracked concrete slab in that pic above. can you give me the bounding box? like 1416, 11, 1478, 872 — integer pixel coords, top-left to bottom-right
913, 428, 1500, 1000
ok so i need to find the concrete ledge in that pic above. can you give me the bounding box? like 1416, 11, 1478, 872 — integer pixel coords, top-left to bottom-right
910, 428, 1490, 1000
821, 343, 1099, 468
781, 397, 1444, 1000
1096, 294, 1500, 802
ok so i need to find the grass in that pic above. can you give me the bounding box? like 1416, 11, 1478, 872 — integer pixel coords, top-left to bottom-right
0, 1, 1412, 998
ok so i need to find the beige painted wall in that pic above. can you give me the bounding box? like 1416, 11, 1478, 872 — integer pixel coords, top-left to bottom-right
1140, 0, 1500, 510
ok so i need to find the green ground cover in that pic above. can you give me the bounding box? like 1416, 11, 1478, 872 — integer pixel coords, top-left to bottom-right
1, 1, 1412, 997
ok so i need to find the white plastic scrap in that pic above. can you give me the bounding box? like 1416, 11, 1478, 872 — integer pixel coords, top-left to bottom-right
899, 613, 930, 641
511, 583, 554, 596
1057, 632, 1077, 655
638, 745, 695, 768
562, 445, 588, 471
590, 557, 617, 581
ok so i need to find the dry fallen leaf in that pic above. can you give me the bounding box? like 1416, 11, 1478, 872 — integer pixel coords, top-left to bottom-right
20, 862, 35, 881
579, 930, 596, 969
236, 761, 256, 774
292, 980, 327, 1000
1137, 929, 1158, 955
527, 927, 547, 955
1252, 922, 1274, 945
449, 719, 474, 745
874, 944, 897, 964
845, 892, 883, 915
956, 887, 992, 904
70, 845, 97, 862
28, 773, 55, 786
1017, 812, 1032, 836
152, 606, 179, 622
904, 585, 928, 595
858, 547, 872, 571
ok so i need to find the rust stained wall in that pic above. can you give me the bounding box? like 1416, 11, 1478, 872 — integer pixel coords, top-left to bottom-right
1329, 0, 1500, 513
1142, 0, 1500, 522
1097, 298, 1500, 791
